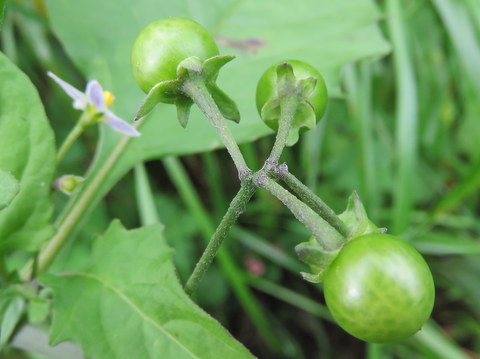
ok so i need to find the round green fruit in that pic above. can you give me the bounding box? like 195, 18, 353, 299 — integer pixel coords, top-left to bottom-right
323, 233, 435, 343
255, 59, 328, 130
131, 17, 219, 93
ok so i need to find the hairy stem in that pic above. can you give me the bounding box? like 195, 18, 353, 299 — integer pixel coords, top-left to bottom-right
184, 180, 256, 295
267, 96, 298, 165
182, 78, 250, 179
277, 167, 350, 237
255, 174, 344, 251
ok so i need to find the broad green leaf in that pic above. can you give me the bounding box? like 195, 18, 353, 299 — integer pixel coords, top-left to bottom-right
42, 221, 255, 359
0, 52, 55, 254
45, 0, 390, 215
0, 169, 19, 211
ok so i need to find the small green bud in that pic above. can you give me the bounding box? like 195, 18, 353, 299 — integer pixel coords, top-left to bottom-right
256, 60, 328, 146
54, 175, 84, 195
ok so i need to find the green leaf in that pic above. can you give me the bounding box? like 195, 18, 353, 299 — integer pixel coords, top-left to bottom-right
45, 0, 390, 213
0, 169, 19, 211
0, 52, 55, 254
41, 221, 254, 359
0, 296, 25, 347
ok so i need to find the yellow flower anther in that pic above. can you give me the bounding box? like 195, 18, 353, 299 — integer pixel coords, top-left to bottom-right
103, 91, 115, 107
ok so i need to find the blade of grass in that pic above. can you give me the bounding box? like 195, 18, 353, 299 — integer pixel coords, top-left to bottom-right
202, 152, 228, 216
232, 227, 305, 274
161, 156, 281, 352
343, 62, 378, 216
431, 0, 480, 94
1, 10, 17, 63
300, 118, 326, 192
247, 275, 332, 321
465, 0, 480, 32
387, 0, 419, 234
433, 157, 480, 216
248, 275, 334, 358
366, 343, 391, 359
134, 163, 162, 227
410, 320, 471, 359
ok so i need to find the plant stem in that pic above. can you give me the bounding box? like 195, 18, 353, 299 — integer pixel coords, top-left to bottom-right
184, 180, 256, 295
56, 118, 86, 164
163, 157, 280, 351
267, 96, 298, 166
20, 119, 145, 281
182, 78, 250, 179
277, 167, 350, 237
255, 174, 344, 251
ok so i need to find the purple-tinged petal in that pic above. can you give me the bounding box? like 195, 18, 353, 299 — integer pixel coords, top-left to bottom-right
47, 72, 87, 110
103, 110, 141, 137
85, 80, 106, 110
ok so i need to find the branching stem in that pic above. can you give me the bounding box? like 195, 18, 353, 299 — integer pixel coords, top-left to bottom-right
182, 78, 250, 179
276, 166, 349, 238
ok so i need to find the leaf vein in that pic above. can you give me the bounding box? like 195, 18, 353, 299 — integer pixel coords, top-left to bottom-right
64, 271, 201, 359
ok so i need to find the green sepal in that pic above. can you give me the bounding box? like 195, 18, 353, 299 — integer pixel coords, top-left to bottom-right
135, 55, 239, 127
207, 83, 240, 123
0, 170, 19, 212
276, 62, 296, 95
286, 102, 316, 146
259, 62, 319, 146
261, 97, 280, 123
175, 98, 193, 128
298, 77, 317, 98
178, 55, 240, 124
177, 56, 203, 78
295, 236, 340, 283
262, 99, 316, 147
203, 55, 235, 82
295, 192, 386, 284
339, 191, 386, 239
134, 79, 183, 121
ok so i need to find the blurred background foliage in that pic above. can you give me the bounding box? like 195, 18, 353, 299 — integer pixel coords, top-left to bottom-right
1, 0, 480, 358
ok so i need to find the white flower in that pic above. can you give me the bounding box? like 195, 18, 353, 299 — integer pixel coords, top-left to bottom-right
47, 72, 140, 137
